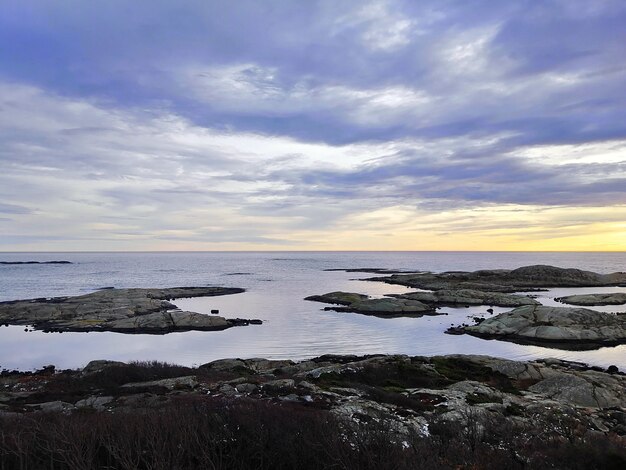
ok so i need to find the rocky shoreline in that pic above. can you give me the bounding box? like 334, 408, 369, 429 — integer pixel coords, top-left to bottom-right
1, 353, 624, 439
0, 287, 261, 334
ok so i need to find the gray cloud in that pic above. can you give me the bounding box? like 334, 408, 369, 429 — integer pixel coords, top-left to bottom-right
0, 1, 625, 248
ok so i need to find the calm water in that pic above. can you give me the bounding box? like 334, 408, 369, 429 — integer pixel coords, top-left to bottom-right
1, 252, 625, 371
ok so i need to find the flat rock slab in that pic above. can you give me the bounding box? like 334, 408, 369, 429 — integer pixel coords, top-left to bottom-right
0, 287, 260, 334
464, 305, 626, 349
389, 289, 539, 307
305, 291, 438, 317
556, 293, 626, 306
368, 265, 626, 292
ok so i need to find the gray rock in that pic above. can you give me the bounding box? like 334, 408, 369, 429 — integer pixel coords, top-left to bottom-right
82, 360, 126, 374
200, 359, 251, 372
556, 293, 626, 306
263, 379, 295, 392
121, 376, 198, 390
235, 383, 258, 394
244, 358, 295, 373
369, 265, 626, 292
304, 292, 369, 305
392, 289, 539, 307
465, 305, 626, 349
35, 401, 76, 413
75, 396, 114, 409
0, 287, 258, 334
305, 291, 438, 316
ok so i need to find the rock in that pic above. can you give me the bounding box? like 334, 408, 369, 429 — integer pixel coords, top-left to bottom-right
217, 384, 237, 396
464, 305, 626, 349
121, 376, 198, 390
235, 383, 258, 394
243, 358, 295, 373
0, 261, 72, 265
82, 360, 126, 374
304, 292, 368, 305
34, 401, 76, 413
556, 293, 626, 306
3, 353, 626, 442
75, 396, 114, 410
263, 379, 296, 392
305, 291, 438, 316
528, 374, 622, 408
369, 265, 626, 292
390, 289, 539, 307
0, 287, 258, 334
199, 359, 251, 373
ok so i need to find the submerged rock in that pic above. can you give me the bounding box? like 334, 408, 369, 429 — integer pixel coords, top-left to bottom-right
0, 287, 261, 334
463, 305, 626, 349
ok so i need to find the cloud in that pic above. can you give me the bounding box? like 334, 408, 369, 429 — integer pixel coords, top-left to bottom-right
0, 1, 625, 250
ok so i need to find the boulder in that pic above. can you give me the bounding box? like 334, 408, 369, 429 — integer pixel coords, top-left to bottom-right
82, 360, 126, 374
465, 305, 626, 349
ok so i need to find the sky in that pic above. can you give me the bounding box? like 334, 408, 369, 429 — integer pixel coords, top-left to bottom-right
1, 0, 625, 251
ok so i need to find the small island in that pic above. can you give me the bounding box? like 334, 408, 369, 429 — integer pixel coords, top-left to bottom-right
458, 305, 626, 350
0, 287, 261, 334
0, 260, 73, 265
367, 264, 626, 291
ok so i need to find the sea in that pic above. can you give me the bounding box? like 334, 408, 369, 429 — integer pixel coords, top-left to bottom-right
1, 251, 625, 371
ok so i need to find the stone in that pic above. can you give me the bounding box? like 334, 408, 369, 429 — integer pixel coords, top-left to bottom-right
464, 305, 626, 349
556, 293, 626, 306
390, 289, 539, 307
305, 291, 438, 316
35, 401, 76, 413
121, 376, 198, 390
82, 360, 126, 374
369, 265, 626, 292
235, 383, 258, 394
0, 287, 260, 334
75, 396, 114, 410
200, 359, 250, 372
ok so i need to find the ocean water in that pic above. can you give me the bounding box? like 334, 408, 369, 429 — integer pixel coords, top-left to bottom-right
1, 251, 625, 371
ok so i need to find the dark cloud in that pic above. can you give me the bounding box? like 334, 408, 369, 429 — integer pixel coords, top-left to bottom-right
0, 203, 31, 215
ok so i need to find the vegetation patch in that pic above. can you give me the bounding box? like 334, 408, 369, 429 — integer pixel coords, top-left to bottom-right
431, 357, 519, 393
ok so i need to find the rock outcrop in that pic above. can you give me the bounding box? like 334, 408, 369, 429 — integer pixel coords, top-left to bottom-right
556, 292, 626, 306
304, 291, 438, 316
2, 354, 624, 437
369, 265, 626, 292
462, 305, 626, 349
389, 289, 539, 307
0, 287, 261, 334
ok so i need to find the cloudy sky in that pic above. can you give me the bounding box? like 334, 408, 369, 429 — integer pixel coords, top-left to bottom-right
1, 0, 625, 251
